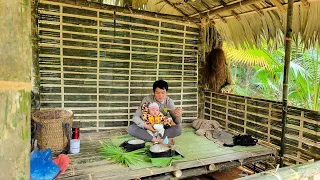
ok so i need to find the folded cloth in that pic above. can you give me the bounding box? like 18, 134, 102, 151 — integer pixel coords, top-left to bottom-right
205, 129, 234, 146
192, 119, 221, 130
192, 119, 221, 136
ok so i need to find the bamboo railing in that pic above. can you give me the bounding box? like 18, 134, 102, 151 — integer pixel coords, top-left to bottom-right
204, 91, 319, 166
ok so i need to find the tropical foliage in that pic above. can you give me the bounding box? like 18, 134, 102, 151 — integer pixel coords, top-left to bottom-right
225, 40, 320, 111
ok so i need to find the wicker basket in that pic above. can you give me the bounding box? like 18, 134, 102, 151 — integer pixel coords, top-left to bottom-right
32, 109, 73, 152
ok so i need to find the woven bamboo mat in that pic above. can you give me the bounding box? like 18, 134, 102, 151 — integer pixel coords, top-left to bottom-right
108, 129, 268, 169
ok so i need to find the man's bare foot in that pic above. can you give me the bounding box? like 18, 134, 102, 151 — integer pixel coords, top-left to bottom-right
168, 138, 175, 145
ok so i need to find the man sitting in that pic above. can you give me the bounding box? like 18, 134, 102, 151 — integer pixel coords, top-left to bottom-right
127, 80, 182, 144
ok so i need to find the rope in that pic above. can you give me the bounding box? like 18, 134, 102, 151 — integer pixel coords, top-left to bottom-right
261, 171, 282, 180
260, 164, 282, 180
72, 166, 75, 176
146, 168, 154, 175
196, 159, 205, 166
289, 168, 300, 179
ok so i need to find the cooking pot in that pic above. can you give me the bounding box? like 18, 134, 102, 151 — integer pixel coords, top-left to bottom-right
120, 139, 145, 152
149, 144, 174, 158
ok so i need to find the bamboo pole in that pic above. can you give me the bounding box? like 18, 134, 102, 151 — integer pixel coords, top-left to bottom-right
97, 9, 100, 132
41, 0, 200, 23
162, 0, 187, 16
213, 0, 320, 21
189, 0, 243, 17
269, 0, 286, 12
59, 5, 65, 108
208, 0, 263, 19
280, 0, 293, 168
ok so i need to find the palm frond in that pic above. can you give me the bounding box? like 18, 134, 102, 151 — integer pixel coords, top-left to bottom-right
214, 3, 320, 49
224, 43, 272, 70
146, 0, 183, 16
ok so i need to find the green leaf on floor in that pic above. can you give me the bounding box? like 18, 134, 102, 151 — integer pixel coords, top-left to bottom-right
148, 155, 183, 167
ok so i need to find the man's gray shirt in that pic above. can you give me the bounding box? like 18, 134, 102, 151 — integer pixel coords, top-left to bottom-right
132, 95, 182, 128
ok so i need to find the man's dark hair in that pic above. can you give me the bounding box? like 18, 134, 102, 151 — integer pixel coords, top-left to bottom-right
153, 80, 168, 92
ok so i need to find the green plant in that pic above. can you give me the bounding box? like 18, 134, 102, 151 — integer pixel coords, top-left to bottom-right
98, 141, 147, 167
146, 156, 182, 167
226, 39, 320, 111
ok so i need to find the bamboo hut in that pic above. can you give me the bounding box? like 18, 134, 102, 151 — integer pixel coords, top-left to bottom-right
0, 0, 319, 179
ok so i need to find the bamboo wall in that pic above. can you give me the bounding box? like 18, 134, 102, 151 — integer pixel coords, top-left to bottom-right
37, 0, 199, 131
204, 91, 319, 166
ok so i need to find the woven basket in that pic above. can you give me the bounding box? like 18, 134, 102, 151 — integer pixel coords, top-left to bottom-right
32, 109, 73, 152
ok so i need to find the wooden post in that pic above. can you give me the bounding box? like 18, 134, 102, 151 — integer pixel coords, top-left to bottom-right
268, 103, 271, 144
0, 0, 32, 179
210, 92, 213, 120
181, 25, 186, 109
31, 0, 40, 110
97, 9, 101, 132
226, 95, 229, 130
297, 111, 304, 164
244, 98, 247, 134
280, 0, 294, 168
59, 5, 64, 109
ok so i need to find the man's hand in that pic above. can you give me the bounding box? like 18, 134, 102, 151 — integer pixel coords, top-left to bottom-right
144, 123, 157, 132
173, 108, 182, 119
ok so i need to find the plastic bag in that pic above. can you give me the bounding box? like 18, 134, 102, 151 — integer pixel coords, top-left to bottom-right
30, 148, 60, 180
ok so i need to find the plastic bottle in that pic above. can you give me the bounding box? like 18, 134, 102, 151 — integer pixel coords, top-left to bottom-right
163, 136, 169, 145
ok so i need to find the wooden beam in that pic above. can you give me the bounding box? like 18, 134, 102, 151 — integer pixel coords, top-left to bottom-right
216, 14, 227, 23
208, 0, 264, 19
212, 0, 320, 21
189, 0, 244, 17
249, 4, 264, 16
231, 10, 241, 20
219, 0, 227, 6
162, 0, 188, 16
219, 0, 241, 20
42, 0, 200, 23
269, 0, 286, 12
200, 0, 211, 9
185, 2, 201, 14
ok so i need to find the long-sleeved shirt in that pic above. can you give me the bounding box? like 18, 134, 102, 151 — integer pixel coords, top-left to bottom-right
132, 95, 181, 128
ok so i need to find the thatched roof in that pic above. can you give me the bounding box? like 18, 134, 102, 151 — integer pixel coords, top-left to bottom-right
96, 0, 320, 48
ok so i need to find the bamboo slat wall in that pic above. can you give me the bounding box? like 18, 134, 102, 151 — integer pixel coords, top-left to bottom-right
204, 91, 319, 166
37, 0, 199, 131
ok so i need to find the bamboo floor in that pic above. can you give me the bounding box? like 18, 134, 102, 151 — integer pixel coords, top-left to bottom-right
58, 129, 277, 180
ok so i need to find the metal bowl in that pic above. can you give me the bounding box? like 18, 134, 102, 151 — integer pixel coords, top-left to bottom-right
120, 139, 145, 152
149, 144, 174, 158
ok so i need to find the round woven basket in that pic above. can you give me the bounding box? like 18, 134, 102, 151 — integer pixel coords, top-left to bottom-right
32, 109, 73, 152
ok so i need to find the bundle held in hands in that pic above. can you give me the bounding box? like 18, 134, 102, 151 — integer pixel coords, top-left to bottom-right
32, 109, 73, 152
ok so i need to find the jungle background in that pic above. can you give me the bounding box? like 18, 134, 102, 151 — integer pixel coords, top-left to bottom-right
225, 38, 320, 111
